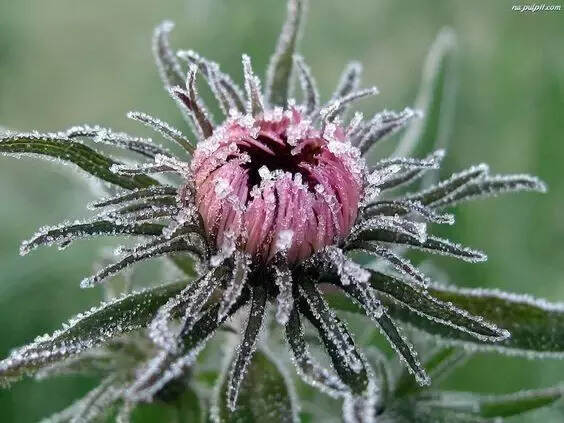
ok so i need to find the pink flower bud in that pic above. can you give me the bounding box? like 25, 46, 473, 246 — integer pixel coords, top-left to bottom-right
192, 108, 364, 263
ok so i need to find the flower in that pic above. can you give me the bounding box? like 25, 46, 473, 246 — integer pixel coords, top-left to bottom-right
192, 105, 364, 264
0, 0, 548, 421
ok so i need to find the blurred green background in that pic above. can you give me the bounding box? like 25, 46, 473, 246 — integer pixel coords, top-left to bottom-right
0, 0, 563, 421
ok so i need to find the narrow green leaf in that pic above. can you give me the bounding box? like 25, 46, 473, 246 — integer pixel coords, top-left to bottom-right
417, 387, 564, 420
477, 387, 564, 418
299, 284, 369, 396
215, 350, 297, 423
0, 133, 157, 189
423, 284, 564, 356
330, 62, 362, 104
406, 164, 488, 207
225, 285, 267, 411
327, 269, 564, 356
0, 281, 186, 382
326, 270, 506, 342
266, 0, 307, 107
153, 21, 185, 90
432, 174, 547, 209
376, 313, 430, 386
285, 308, 347, 397
394, 27, 457, 159
21, 220, 164, 255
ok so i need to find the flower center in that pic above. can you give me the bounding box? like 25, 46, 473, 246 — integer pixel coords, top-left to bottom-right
238, 132, 322, 193
191, 108, 364, 264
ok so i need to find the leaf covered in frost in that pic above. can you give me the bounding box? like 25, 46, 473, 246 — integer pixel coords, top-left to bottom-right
0, 132, 157, 190
0, 281, 186, 382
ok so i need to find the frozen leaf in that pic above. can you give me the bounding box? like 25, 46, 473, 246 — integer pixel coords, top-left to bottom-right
20, 219, 163, 255
68, 378, 123, 423
350, 233, 487, 263
81, 236, 200, 288
378, 150, 445, 191
406, 164, 489, 207
294, 55, 319, 115
376, 313, 430, 386
322, 246, 371, 287
336, 271, 428, 386
126, 345, 206, 403
394, 346, 469, 398
299, 282, 369, 395
349, 215, 428, 247
225, 285, 267, 411
357, 108, 421, 155
431, 174, 547, 209
323, 87, 379, 123
35, 349, 118, 380
330, 269, 564, 355
177, 49, 246, 112
0, 281, 186, 383
326, 270, 509, 344
273, 260, 294, 325
394, 28, 457, 160
101, 197, 178, 223
218, 252, 251, 321
0, 132, 157, 190
266, 0, 307, 107
127, 111, 195, 154
209, 64, 242, 115
242, 55, 265, 116
346, 112, 364, 138
372, 154, 442, 172
65, 125, 168, 159
355, 243, 429, 287
185, 65, 215, 138
90, 186, 178, 209
149, 268, 226, 353
110, 162, 175, 176
342, 386, 380, 423
182, 294, 250, 351
129, 289, 246, 404
285, 309, 347, 397
331, 62, 362, 105
416, 387, 564, 420
215, 350, 297, 423
420, 284, 564, 356
364, 200, 454, 225
153, 21, 185, 90
40, 376, 122, 423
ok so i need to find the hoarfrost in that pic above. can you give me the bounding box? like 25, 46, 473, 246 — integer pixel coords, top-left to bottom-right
299, 283, 364, 373
275, 229, 294, 254
214, 177, 232, 200
242, 55, 264, 117
273, 261, 294, 325
218, 251, 251, 321
127, 111, 195, 154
